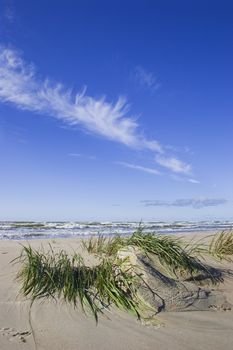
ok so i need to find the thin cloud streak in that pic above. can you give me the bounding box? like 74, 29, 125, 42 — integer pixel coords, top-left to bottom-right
134, 65, 160, 92
170, 174, 200, 184
188, 178, 200, 184
155, 155, 192, 175
4, 1, 15, 23
141, 198, 227, 209
68, 153, 96, 160
116, 161, 160, 175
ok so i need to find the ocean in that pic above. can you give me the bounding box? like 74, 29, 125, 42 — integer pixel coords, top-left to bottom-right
0, 220, 232, 240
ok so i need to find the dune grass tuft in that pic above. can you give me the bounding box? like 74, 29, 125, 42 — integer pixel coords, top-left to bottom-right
81, 235, 107, 254
209, 230, 233, 261
82, 229, 210, 278
82, 235, 126, 257
127, 230, 210, 277
15, 245, 144, 322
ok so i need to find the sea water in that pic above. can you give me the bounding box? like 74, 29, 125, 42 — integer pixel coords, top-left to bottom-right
0, 220, 232, 240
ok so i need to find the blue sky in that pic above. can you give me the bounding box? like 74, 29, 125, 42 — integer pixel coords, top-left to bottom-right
0, 0, 232, 221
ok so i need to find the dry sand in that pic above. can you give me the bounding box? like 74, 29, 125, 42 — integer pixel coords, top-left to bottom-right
0, 233, 233, 350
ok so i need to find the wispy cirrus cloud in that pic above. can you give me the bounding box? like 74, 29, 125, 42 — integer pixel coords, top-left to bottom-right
134, 65, 160, 92
0, 47, 162, 150
116, 161, 160, 175
4, 1, 15, 23
68, 153, 96, 160
141, 198, 227, 209
0, 46, 192, 177
188, 178, 200, 184
170, 174, 200, 184
155, 155, 192, 175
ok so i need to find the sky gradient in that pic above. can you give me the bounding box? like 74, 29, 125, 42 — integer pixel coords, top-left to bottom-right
0, 0, 232, 221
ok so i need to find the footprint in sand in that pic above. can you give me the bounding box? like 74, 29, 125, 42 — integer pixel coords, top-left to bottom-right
0, 327, 31, 343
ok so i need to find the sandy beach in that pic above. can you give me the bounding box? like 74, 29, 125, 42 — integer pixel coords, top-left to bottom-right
1, 1, 232, 348
0, 233, 233, 350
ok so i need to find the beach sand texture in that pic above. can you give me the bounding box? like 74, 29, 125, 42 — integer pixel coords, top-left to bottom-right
0, 234, 233, 350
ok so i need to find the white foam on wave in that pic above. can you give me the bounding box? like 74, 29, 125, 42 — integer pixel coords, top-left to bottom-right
0, 220, 233, 240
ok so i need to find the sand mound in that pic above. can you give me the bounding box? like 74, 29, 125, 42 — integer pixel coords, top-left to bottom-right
117, 247, 232, 313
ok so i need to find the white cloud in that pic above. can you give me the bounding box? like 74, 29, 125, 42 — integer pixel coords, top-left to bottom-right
155, 155, 191, 175
0, 47, 163, 151
188, 178, 200, 184
4, 3, 15, 23
116, 162, 160, 175
169, 174, 200, 184
142, 198, 227, 209
68, 153, 83, 157
0, 46, 192, 177
68, 153, 96, 160
134, 65, 160, 92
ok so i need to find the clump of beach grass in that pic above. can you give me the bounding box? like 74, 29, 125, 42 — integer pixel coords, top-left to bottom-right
82, 235, 126, 257
209, 230, 233, 262
81, 235, 107, 254
15, 245, 145, 322
82, 229, 210, 278
127, 230, 211, 278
